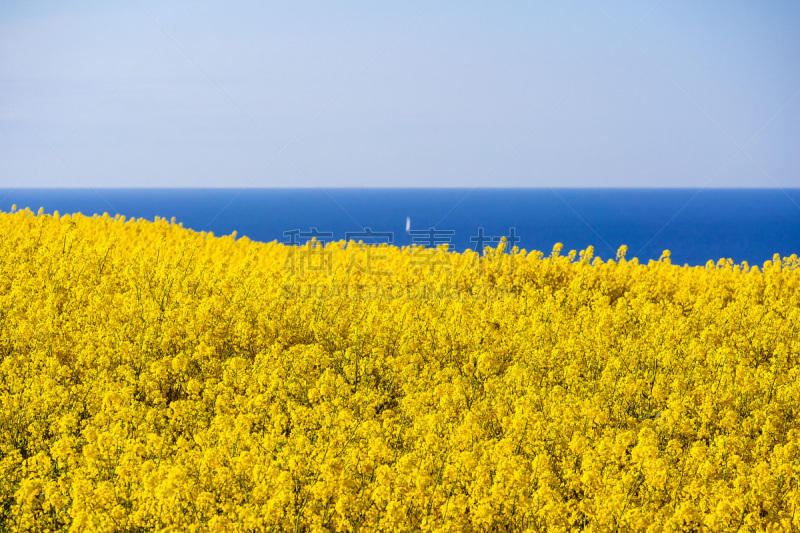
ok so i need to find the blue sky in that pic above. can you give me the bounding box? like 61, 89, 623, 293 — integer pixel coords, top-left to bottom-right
1, 1, 798, 188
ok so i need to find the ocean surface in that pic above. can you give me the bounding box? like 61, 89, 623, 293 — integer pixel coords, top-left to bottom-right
2, 188, 799, 267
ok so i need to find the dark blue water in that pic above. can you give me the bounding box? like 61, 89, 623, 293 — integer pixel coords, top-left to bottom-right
2, 188, 799, 267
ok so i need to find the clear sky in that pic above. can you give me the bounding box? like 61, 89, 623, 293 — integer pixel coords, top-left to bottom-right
1, 1, 798, 188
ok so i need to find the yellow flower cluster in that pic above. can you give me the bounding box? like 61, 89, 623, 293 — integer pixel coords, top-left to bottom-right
1, 208, 798, 532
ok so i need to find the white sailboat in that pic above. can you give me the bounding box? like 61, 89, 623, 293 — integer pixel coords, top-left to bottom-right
405, 216, 411, 233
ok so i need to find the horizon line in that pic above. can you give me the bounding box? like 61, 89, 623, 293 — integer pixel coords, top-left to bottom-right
2, 186, 799, 191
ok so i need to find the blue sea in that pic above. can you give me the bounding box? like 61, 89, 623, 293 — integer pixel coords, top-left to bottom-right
2, 188, 799, 267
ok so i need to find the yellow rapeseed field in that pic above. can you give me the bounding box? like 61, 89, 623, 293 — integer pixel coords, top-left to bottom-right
0, 207, 798, 532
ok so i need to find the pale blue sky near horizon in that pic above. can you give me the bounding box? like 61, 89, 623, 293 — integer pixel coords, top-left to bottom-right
1, 1, 798, 189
